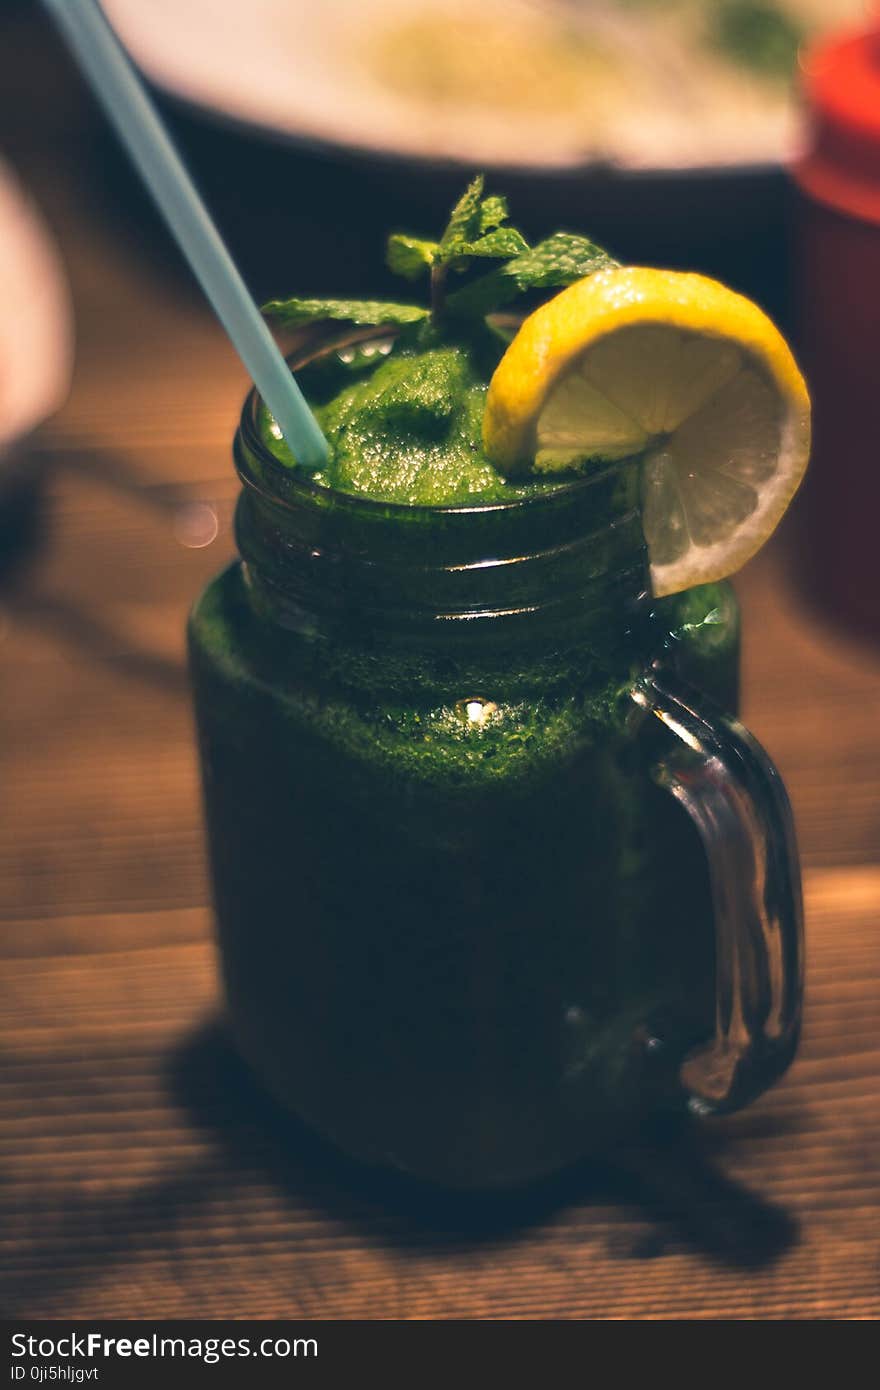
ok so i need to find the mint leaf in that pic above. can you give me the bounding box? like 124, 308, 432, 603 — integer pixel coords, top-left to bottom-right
505, 233, 617, 289
262, 297, 428, 328
438, 174, 485, 259
446, 233, 617, 318
456, 227, 529, 261
478, 194, 509, 234
386, 234, 438, 281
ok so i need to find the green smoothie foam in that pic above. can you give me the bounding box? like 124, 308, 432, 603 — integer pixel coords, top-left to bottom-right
257, 339, 566, 506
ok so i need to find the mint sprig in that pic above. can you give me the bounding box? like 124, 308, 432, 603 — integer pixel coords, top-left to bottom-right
425, 176, 530, 318
446, 232, 617, 319
262, 176, 616, 340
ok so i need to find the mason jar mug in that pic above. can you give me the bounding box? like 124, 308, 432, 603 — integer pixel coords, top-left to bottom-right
188, 333, 803, 1189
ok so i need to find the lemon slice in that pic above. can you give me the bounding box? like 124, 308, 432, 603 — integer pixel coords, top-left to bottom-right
483, 267, 810, 597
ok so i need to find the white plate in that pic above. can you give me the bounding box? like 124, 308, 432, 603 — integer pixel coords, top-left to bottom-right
104, 0, 871, 173
0, 159, 73, 457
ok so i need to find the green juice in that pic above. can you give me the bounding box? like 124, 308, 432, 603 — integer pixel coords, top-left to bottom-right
188, 332, 740, 1187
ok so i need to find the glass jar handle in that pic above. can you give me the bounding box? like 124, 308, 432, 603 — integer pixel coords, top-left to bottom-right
633, 669, 804, 1116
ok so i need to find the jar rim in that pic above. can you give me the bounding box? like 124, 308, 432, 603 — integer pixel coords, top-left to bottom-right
236, 322, 609, 520
232, 324, 650, 634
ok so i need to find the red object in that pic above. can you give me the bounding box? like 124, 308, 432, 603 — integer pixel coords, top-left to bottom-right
793, 27, 880, 637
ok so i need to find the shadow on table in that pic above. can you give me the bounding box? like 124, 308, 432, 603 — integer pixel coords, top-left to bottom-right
0, 449, 49, 588
0, 1017, 804, 1317
9, 588, 189, 695
0, 443, 224, 697
169, 1020, 801, 1266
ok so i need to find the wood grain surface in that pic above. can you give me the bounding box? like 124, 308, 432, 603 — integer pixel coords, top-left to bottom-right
1, 8, 878, 1321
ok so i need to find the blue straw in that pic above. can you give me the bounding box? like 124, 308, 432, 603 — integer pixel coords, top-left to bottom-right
41, 0, 329, 469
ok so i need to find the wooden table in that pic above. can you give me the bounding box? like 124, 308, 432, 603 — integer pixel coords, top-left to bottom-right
2, 9, 878, 1322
